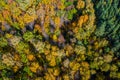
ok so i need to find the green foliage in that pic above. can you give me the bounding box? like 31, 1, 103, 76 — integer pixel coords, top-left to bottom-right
110, 64, 118, 72
0, 0, 7, 11
23, 66, 33, 76
1, 70, 7, 77
30, 39, 45, 53
67, 8, 77, 20
95, 22, 106, 36
0, 0, 120, 80
21, 53, 28, 63
12, 22, 20, 30
23, 31, 34, 42
15, 0, 34, 11
100, 63, 110, 72
65, 1, 73, 7
90, 61, 99, 70
0, 37, 8, 47
93, 0, 120, 52
16, 42, 29, 53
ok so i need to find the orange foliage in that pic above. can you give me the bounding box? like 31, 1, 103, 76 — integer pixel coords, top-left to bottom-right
34, 24, 42, 33
2, 10, 10, 19
14, 53, 20, 61
27, 54, 35, 61
78, 15, 89, 27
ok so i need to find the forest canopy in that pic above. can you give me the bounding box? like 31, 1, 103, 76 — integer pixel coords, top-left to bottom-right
0, 0, 120, 80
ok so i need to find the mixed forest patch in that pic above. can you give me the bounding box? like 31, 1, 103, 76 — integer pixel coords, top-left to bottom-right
0, 0, 120, 80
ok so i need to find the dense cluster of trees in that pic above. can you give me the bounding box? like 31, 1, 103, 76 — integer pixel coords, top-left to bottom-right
0, 0, 120, 80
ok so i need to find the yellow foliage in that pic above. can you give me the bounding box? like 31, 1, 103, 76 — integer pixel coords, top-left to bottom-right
49, 5, 55, 16
78, 15, 89, 27
75, 45, 86, 55
76, 54, 85, 61
35, 77, 44, 80
23, 13, 37, 24
48, 68, 53, 73
27, 54, 35, 61
94, 41, 99, 49
77, 0, 85, 9
44, 73, 56, 80
41, 0, 50, 4
54, 17, 61, 27
58, 1, 65, 10
1, 25, 6, 31
5, 33, 13, 38
63, 74, 70, 80
53, 68, 60, 76
47, 68, 60, 76
65, 45, 74, 56
24, 49, 30, 54
51, 52, 58, 56
81, 62, 89, 69
17, 16, 25, 29
70, 61, 80, 71
53, 35, 58, 41
73, 63, 80, 71
13, 65, 19, 72
94, 39, 108, 49
0, 13, 4, 22
49, 56, 56, 67
65, 51, 69, 57
14, 53, 20, 61
72, 22, 76, 27
51, 46, 57, 51
37, 54, 42, 59
30, 62, 39, 73
73, 27, 79, 33
10, 1, 21, 17
44, 50, 50, 55
34, 24, 42, 33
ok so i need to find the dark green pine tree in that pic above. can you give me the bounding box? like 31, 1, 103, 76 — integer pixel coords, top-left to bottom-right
92, 0, 120, 53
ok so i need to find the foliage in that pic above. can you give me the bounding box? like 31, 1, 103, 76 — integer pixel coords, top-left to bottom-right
93, 0, 120, 53
0, 37, 8, 47
0, 0, 120, 80
23, 31, 34, 42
